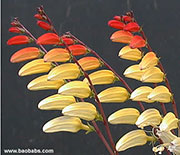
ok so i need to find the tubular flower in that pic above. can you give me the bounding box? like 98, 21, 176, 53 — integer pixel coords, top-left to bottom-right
37, 21, 52, 31
8, 27, 25, 33
108, 108, 140, 125
10, 47, 44, 63
139, 52, 159, 70
27, 75, 64, 91
58, 81, 91, 98
48, 63, 80, 80
108, 20, 125, 29
7, 35, 32, 45
110, 30, 133, 43
38, 94, 76, 110
156, 130, 177, 144
97, 87, 129, 103
122, 15, 132, 22
83, 70, 116, 85
44, 48, 70, 62
18, 59, 52, 76
118, 45, 142, 61
37, 33, 60, 45
43, 116, 90, 133
34, 14, 46, 20
159, 112, 178, 131
140, 67, 165, 83
59, 37, 74, 46
123, 22, 140, 32
62, 102, 98, 121
129, 35, 146, 49
116, 130, 154, 152
135, 108, 162, 129
148, 85, 172, 103
68, 44, 88, 56
78, 57, 101, 71
168, 137, 180, 154
113, 16, 121, 21
130, 86, 154, 103
123, 64, 144, 81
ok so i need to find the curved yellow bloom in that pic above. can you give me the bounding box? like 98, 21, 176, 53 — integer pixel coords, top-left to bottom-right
83, 70, 116, 85
97, 87, 129, 103
38, 94, 76, 110
27, 75, 64, 91
159, 112, 178, 131
168, 137, 180, 154
123, 64, 144, 81
141, 67, 164, 83
18, 59, 52, 76
62, 102, 97, 121
118, 45, 142, 61
148, 85, 172, 103
108, 108, 140, 125
130, 86, 154, 103
156, 130, 177, 143
135, 108, 162, 129
58, 81, 91, 98
48, 63, 80, 80
116, 130, 153, 152
43, 116, 89, 133
139, 52, 159, 70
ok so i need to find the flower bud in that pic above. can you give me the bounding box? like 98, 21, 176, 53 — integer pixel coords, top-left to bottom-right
62, 102, 97, 121
48, 63, 80, 80
27, 75, 64, 91
44, 48, 70, 62
108, 20, 125, 29
98, 87, 129, 103
122, 15, 132, 22
123, 22, 140, 32
18, 59, 52, 76
68, 44, 88, 56
129, 35, 146, 49
7, 35, 32, 45
118, 45, 142, 61
37, 21, 52, 31
108, 108, 140, 125
38, 94, 76, 110
9, 27, 25, 33
148, 86, 172, 103
34, 14, 46, 20
59, 37, 74, 46
58, 81, 91, 98
113, 16, 121, 21
37, 33, 60, 45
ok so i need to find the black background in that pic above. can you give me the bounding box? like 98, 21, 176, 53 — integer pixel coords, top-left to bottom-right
2, 0, 180, 155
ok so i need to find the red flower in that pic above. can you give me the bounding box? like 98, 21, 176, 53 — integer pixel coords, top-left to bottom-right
124, 22, 140, 32
68, 44, 88, 56
122, 15, 132, 22
34, 14, 46, 20
129, 35, 146, 48
59, 37, 74, 46
108, 20, 125, 29
7, 35, 32, 45
37, 21, 52, 31
37, 33, 60, 45
9, 27, 25, 33
113, 16, 121, 21
11, 21, 19, 26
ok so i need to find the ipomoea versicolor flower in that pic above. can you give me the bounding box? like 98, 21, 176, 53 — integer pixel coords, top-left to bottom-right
58, 81, 91, 98
108, 108, 140, 125
9, 27, 25, 33
7, 35, 33, 45
108, 20, 125, 29
27, 75, 65, 91
97, 86, 129, 103
68, 44, 89, 56
38, 94, 76, 110
129, 35, 146, 49
36, 33, 60, 45
10, 47, 44, 63
37, 20, 52, 31
123, 22, 140, 32
18, 59, 53, 76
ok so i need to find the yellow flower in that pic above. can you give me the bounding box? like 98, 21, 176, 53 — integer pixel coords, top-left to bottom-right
48, 63, 80, 80
38, 94, 76, 110
108, 108, 140, 125
62, 102, 97, 121
97, 87, 129, 103
43, 116, 90, 133
135, 108, 162, 129
130, 86, 154, 103
118, 45, 142, 61
83, 70, 116, 85
18, 59, 52, 76
123, 64, 144, 81
139, 52, 159, 70
27, 75, 64, 90
168, 137, 180, 154
148, 85, 172, 103
58, 81, 91, 98
141, 67, 164, 83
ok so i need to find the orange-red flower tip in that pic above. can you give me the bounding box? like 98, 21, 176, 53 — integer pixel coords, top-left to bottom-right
110, 30, 133, 43
108, 20, 125, 29
34, 14, 46, 20
129, 35, 146, 49
113, 16, 121, 21
122, 15, 132, 22
37, 21, 52, 31
68, 44, 88, 56
7, 35, 32, 45
59, 37, 74, 46
124, 22, 140, 32
8, 27, 25, 33
37, 33, 60, 45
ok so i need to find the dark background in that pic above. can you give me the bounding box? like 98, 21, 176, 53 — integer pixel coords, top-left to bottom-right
2, 0, 180, 155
